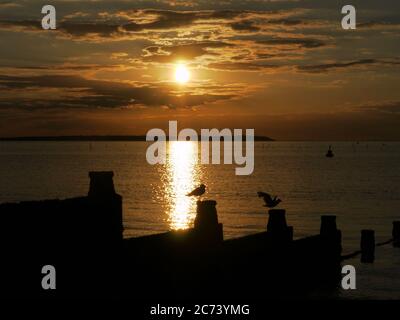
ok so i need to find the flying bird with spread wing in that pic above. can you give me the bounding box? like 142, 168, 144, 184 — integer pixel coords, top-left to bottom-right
257, 191, 282, 208
186, 184, 206, 197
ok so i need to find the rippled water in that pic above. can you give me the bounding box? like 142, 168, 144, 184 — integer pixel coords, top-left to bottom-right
1, 140, 400, 299
1, 141, 399, 251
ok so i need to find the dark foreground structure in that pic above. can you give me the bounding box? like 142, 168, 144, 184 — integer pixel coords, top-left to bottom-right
1, 172, 344, 299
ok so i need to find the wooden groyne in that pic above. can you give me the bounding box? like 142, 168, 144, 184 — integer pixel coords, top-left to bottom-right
0, 171, 397, 299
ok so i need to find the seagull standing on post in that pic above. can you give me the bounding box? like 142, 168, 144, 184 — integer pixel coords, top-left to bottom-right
186, 184, 206, 197
257, 191, 282, 208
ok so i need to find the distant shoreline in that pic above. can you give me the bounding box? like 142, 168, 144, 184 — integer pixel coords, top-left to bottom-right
1, 136, 399, 142
0, 135, 274, 142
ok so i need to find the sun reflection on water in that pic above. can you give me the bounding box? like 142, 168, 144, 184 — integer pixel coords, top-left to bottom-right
164, 141, 201, 230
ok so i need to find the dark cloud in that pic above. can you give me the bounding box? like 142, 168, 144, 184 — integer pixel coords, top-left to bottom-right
122, 10, 201, 32
0, 19, 120, 37
0, 74, 236, 109
230, 20, 260, 32
0, 19, 41, 30
9, 64, 122, 71
0, 10, 234, 37
60, 21, 120, 37
142, 41, 232, 62
257, 37, 326, 49
144, 46, 162, 54
297, 59, 400, 73
359, 101, 400, 114
268, 19, 305, 26
230, 18, 312, 32
207, 61, 282, 71
0, 8, 301, 39
357, 21, 400, 29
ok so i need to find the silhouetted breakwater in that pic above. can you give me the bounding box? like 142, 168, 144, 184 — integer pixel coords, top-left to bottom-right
0, 171, 397, 299
0, 171, 123, 298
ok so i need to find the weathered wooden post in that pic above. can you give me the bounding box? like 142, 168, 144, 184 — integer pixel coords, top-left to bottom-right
267, 209, 287, 232
320, 215, 341, 250
86, 171, 123, 294
267, 209, 293, 242
319, 215, 342, 259
194, 200, 223, 244
319, 215, 342, 286
88, 171, 116, 197
393, 221, 400, 248
320, 215, 337, 237
361, 229, 375, 263
88, 171, 123, 243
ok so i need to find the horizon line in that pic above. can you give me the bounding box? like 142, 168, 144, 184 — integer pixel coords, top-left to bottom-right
0, 135, 274, 142
0, 135, 399, 142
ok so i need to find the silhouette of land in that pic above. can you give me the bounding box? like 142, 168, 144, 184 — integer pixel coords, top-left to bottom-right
0, 135, 274, 142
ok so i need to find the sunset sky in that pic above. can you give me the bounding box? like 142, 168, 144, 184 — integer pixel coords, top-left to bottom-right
0, 0, 400, 140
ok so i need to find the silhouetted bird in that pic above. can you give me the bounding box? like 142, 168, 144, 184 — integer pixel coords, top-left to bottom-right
187, 184, 206, 197
257, 191, 282, 208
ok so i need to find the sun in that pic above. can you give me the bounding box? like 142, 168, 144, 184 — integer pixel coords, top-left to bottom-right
174, 63, 190, 84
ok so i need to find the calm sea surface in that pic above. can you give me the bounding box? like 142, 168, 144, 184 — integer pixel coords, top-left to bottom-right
1, 141, 399, 299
